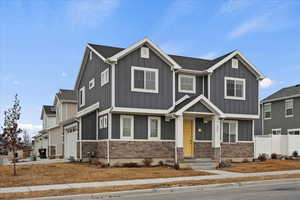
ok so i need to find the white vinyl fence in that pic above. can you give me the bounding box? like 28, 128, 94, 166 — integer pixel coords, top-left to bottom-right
255, 135, 300, 158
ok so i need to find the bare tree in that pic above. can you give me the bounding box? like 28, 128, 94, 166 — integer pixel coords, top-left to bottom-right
23, 129, 31, 146
0, 95, 23, 176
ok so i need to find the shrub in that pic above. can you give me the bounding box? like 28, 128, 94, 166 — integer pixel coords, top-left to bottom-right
174, 163, 180, 170
258, 153, 267, 162
48, 155, 55, 159
122, 162, 139, 168
242, 159, 249, 163
68, 156, 76, 162
159, 161, 164, 166
271, 153, 278, 159
143, 158, 153, 167
31, 155, 37, 161
113, 162, 121, 168
218, 160, 232, 168
293, 151, 298, 157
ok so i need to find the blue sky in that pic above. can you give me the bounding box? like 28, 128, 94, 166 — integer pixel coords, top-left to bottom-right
1, 0, 300, 136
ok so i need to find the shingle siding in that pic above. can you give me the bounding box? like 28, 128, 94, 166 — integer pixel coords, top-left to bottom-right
210, 57, 259, 115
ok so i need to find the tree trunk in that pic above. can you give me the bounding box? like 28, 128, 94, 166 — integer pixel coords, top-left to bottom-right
13, 148, 16, 176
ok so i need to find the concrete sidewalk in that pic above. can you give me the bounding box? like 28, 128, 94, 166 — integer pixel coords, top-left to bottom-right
1, 169, 300, 194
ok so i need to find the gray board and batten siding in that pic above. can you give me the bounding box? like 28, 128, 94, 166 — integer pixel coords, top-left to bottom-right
81, 111, 97, 140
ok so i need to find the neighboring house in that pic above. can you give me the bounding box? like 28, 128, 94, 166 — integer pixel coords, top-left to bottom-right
74, 38, 264, 164
258, 84, 300, 135
36, 89, 77, 158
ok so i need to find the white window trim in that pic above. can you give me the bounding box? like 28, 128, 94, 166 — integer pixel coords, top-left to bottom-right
264, 103, 272, 120
103, 115, 107, 128
224, 77, 246, 100
120, 115, 134, 140
89, 78, 95, 89
285, 99, 294, 118
101, 68, 109, 87
232, 58, 239, 69
222, 120, 238, 143
89, 51, 92, 60
288, 128, 300, 135
79, 87, 85, 107
272, 128, 282, 135
178, 74, 196, 94
131, 66, 159, 93
148, 117, 161, 140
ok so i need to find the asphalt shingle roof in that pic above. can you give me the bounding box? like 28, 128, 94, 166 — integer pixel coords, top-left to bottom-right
88, 43, 234, 71
43, 105, 56, 115
57, 89, 77, 102
263, 84, 300, 102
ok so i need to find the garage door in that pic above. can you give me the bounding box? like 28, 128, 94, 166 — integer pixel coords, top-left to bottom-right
64, 124, 78, 159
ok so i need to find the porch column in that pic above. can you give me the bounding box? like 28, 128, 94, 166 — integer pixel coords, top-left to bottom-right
212, 116, 221, 161
175, 115, 184, 163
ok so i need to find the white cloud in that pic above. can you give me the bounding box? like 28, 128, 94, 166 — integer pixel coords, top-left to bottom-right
220, 0, 255, 14
228, 15, 267, 39
67, 0, 119, 27
61, 72, 68, 77
260, 78, 273, 88
19, 123, 42, 132
200, 52, 217, 59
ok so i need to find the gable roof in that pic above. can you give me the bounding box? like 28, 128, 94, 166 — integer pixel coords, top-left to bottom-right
56, 89, 77, 102
40, 105, 56, 120
262, 84, 300, 103
171, 95, 225, 117
88, 44, 124, 59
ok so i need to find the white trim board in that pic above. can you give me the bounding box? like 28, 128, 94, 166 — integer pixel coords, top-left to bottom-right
112, 107, 169, 115
76, 102, 100, 117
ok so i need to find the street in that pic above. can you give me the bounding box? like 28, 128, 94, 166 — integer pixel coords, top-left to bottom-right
61, 179, 300, 200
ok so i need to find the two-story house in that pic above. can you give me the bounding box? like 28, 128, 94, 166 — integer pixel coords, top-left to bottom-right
74, 38, 264, 165
36, 89, 77, 158
259, 84, 300, 135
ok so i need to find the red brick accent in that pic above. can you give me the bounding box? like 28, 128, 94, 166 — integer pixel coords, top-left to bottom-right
221, 143, 254, 158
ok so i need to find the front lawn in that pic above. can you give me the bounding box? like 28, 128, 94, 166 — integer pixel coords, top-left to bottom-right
0, 163, 212, 188
223, 160, 300, 173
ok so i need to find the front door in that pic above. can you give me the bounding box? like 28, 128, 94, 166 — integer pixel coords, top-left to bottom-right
183, 119, 194, 157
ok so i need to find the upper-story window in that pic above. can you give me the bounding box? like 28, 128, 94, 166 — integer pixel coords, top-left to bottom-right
79, 87, 85, 107
224, 77, 246, 100
288, 129, 300, 135
264, 103, 271, 120
178, 74, 196, 93
89, 78, 95, 89
232, 58, 239, 69
285, 99, 294, 118
101, 68, 109, 86
272, 128, 281, 135
131, 66, 158, 93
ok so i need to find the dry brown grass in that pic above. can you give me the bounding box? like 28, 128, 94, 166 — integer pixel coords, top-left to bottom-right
224, 160, 300, 173
0, 163, 211, 188
1, 174, 300, 200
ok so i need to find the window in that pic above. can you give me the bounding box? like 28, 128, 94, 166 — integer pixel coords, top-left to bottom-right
101, 68, 109, 86
89, 78, 95, 89
264, 103, 272, 120
120, 115, 134, 139
99, 115, 108, 129
285, 99, 294, 117
131, 66, 158, 93
79, 87, 85, 107
223, 121, 238, 143
224, 77, 246, 100
148, 117, 161, 140
141, 47, 149, 58
178, 74, 196, 93
272, 129, 281, 135
89, 51, 92, 60
288, 129, 300, 135
232, 58, 239, 69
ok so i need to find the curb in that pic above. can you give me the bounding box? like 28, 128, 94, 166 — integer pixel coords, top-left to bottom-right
22, 177, 300, 200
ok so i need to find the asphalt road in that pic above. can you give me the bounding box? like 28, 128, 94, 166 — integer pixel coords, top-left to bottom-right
90, 180, 300, 200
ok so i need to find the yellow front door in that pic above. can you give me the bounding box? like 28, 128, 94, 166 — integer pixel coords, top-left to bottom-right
183, 120, 194, 157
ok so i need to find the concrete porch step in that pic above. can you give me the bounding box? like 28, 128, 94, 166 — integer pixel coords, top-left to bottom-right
182, 158, 217, 170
